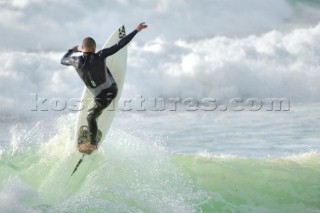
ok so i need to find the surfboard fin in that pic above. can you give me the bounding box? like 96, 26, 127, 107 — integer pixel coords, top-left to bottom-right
71, 154, 85, 176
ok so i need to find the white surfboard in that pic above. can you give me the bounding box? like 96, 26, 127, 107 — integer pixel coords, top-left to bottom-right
75, 25, 127, 153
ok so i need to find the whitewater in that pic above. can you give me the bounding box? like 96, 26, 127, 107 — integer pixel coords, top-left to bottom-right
0, 0, 320, 212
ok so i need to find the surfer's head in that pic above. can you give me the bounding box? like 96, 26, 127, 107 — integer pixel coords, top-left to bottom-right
82, 37, 96, 53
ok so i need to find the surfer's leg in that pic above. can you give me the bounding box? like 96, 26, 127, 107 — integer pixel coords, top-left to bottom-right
87, 101, 104, 145
100, 84, 118, 108
86, 84, 118, 145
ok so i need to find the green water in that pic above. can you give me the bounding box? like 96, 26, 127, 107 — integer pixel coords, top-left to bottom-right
0, 126, 319, 212
172, 153, 320, 212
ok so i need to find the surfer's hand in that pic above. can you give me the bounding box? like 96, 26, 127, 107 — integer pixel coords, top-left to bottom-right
71, 45, 81, 53
136, 22, 148, 32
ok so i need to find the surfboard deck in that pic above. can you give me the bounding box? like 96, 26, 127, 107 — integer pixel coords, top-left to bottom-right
77, 126, 102, 155
75, 25, 128, 155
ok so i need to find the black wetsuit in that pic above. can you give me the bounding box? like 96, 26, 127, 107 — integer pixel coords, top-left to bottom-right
61, 30, 138, 145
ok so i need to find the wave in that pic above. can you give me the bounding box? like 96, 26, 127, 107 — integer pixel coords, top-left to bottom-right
1, 0, 320, 117
172, 152, 320, 212
126, 23, 320, 101
0, 114, 204, 212
0, 0, 320, 50
1, 22, 320, 117
0, 115, 319, 212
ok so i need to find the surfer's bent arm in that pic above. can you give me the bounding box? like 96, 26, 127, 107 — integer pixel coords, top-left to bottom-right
97, 30, 139, 58
61, 48, 78, 66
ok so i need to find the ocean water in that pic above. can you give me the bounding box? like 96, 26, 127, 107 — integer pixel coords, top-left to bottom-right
0, 105, 319, 212
1, 0, 320, 212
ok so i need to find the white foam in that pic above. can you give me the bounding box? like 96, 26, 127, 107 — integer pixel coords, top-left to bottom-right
284, 150, 319, 163
0, 180, 40, 213
0, 0, 319, 50
1, 1, 320, 117
125, 23, 320, 101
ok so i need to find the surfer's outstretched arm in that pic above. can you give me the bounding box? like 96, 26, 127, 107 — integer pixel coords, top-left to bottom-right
97, 22, 148, 58
60, 46, 80, 66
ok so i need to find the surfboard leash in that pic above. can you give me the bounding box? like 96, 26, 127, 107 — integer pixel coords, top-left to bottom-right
71, 154, 85, 176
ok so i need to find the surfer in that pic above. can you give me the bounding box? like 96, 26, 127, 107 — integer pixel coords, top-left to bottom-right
61, 22, 148, 151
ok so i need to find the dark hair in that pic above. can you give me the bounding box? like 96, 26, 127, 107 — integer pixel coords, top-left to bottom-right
82, 37, 96, 49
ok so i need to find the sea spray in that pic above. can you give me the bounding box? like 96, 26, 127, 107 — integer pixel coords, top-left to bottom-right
0, 114, 206, 212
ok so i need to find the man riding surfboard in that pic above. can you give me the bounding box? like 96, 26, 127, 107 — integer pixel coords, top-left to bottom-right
61, 22, 148, 152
